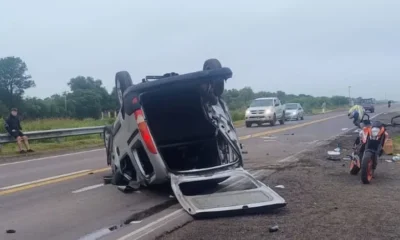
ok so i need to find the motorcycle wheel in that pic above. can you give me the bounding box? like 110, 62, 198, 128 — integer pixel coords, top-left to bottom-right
361, 151, 374, 184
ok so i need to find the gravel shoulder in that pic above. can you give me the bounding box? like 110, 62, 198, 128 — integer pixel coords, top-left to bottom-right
159, 112, 400, 240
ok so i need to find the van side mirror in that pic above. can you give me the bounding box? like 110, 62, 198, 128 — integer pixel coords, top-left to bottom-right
391, 115, 400, 126
275, 103, 279, 107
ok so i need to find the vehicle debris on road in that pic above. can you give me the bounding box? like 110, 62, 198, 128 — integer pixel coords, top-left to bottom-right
393, 155, 400, 161
269, 225, 279, 233
6, 229, 16, 234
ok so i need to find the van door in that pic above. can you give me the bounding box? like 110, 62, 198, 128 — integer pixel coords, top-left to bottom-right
170, 168, 286, 216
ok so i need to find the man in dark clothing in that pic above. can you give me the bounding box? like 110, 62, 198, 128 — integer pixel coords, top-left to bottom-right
4, 108, 34, 153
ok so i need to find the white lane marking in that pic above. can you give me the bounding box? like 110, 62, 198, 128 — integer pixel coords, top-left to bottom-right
78, 228, 113, 240
72, 183, 105, 193
341, 128, 348, 131
117, 209, 185, 240
261, 136, 277, 139
129, 221, 142, 224
118, 169, 270, 240
0, 169, 91, 190
0, 149, 104, 167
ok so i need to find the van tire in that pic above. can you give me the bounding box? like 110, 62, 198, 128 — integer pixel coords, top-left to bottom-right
111, 170, 127, 186
279, 112, 285, 125
270, 114, 276, 126
203, 59, 224, 97
115, 71, 133, 107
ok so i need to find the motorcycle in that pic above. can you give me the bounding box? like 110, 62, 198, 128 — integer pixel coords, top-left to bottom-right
349, 113, 371, 175
350, 114, 400, 184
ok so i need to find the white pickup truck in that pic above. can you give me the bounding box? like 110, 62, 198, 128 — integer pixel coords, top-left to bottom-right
244, 97, 285, 128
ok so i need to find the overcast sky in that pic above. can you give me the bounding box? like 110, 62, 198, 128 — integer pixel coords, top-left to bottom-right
1, 0, 399, 100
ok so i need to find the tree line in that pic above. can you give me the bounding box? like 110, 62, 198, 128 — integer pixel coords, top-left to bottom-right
1, 56, 350, 120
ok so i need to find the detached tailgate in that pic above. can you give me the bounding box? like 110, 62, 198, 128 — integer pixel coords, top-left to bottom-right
170, 168, 286, 216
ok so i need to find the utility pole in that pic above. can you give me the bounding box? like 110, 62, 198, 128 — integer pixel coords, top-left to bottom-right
348, 86, 352, 106
64, 91, 67, 114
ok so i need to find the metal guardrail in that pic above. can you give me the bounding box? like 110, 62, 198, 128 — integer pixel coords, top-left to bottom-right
0, 126, 105, 144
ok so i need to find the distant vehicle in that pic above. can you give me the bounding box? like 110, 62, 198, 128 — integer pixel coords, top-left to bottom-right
361, 98, 375, 113
284, 103, 304, 121
244, 97, 285, 128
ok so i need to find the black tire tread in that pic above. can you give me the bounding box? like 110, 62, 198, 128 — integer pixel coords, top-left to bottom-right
361, 151, 374, 184
203, 59, 224, 97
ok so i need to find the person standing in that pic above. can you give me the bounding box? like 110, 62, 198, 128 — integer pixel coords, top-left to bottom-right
4, 108, 34, 153
321, 102, 326, 114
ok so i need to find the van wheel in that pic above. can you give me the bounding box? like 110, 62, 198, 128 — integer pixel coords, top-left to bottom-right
112, 170, 128, 186
203, 59, 224, 97
245, 122, 252, 128
104, 126, 113, 166
103, 126, 112, 149
270, 114, 276, 126
115, 71, 133, 107
279, 112, 285, 125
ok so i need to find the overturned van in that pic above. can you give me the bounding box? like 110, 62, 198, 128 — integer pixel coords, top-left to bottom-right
103, 59, 286, 216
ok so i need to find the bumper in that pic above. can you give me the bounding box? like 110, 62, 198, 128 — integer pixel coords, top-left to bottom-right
285, 113, 299, 120
245, 114, 274, 123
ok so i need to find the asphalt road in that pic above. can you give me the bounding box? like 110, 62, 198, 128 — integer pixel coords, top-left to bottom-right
0, 105, 394, 240
159, 111, 400, 240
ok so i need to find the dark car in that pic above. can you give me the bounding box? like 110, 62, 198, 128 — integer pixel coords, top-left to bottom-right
361, 98, 375, 113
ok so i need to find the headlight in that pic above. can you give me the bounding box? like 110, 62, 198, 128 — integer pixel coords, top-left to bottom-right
371, 127, 380, 138
265, 109, 271, 114
245, 110, 250, 115
293, 111, 298, 115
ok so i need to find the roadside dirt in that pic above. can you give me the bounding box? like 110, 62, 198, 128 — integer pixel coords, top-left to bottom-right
159, 112, 400, 240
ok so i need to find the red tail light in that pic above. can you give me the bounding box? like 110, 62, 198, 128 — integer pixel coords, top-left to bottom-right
134, 109, 158, 154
